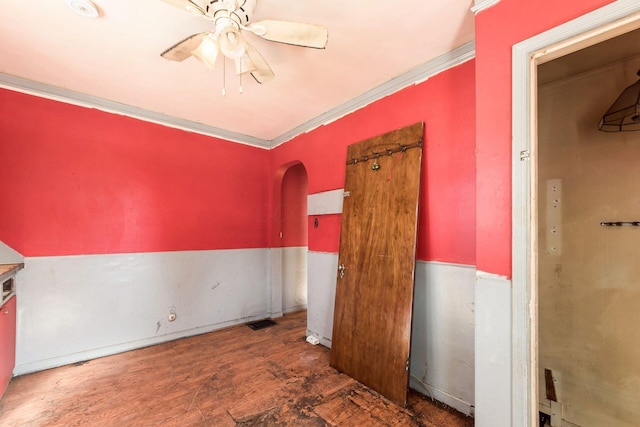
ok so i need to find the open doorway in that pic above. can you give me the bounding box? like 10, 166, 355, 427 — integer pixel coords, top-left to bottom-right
536, 30, 640, 426
280, 162, 308, 313
511, 4, 640, 426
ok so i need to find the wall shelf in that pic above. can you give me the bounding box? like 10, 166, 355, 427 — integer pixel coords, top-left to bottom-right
0, 264, 23, 307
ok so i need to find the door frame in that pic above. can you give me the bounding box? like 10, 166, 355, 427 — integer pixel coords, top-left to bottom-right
511, 2, 640, 425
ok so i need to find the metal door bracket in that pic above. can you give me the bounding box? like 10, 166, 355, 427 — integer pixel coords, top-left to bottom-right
338, 263, 345, 279
520, 150, 530, 161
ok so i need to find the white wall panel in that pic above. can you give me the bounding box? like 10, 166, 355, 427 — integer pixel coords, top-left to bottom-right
307, 189, 344, 215
410, 261, 476, 416
0, 240, 23, 264
15, 249, 269, 375
475, 272, 511, 426
282, 246, 308, 313
306, 251, 338, 346
268, 248, 283, 318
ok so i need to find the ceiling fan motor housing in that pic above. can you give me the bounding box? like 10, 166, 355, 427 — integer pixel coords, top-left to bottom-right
160, 0, 327, 85
206, 0, 256, 28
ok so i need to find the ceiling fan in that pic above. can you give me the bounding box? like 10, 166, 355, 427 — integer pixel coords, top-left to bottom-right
160, 0, 328, 85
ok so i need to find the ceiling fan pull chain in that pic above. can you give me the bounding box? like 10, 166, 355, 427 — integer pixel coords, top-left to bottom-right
239, 57, 243, 94
222, 56, 227, 96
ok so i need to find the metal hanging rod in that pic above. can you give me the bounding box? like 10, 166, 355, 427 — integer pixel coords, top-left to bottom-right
600, 221, 640, 227
346, 141, 422, 165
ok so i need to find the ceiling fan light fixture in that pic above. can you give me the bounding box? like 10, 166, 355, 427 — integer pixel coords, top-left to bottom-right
599, 69, 640, 132
64, 0, 99, 18
160, 0, 327, 88
191, 35, 219, 69
219, 26, 246, 59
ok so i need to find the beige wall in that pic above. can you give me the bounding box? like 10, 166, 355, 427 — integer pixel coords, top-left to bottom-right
538, 58, 640, 426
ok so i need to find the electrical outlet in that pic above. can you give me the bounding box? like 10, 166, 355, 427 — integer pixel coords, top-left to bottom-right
546, 179, 562, 255
168, 306, 177, 322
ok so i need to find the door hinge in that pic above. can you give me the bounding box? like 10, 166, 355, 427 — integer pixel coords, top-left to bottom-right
520, 150, 530, 161
343, 191, 351, 198
406, 358, 410, 371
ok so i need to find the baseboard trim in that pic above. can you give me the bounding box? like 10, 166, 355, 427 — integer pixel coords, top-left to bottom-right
283, 304, 307, 314
410, 375, 474, 417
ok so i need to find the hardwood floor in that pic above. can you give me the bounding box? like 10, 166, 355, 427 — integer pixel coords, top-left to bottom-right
0, 311, 473, 426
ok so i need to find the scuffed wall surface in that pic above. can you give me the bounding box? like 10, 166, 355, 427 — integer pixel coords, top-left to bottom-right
0, 88, 271, 375
410, 261, 476, 416
15, 249, 269, 375
282, 247, 307, 313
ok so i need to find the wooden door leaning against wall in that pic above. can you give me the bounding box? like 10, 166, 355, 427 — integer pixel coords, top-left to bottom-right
330, 122, 423, 407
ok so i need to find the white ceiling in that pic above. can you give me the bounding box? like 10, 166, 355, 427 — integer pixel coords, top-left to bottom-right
0, 0, 475, 146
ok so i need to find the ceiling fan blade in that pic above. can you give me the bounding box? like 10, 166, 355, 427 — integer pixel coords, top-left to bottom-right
161, 33, 207, 62
160, 0, 206, 16
235, 54, 257, 75
248, 20, 328, 49
245, 43, 275, 84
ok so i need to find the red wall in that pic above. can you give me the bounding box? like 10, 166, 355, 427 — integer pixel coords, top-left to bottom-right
475, 0, 614, 277
270, 61, 477, 266
308, 214, 341, 253
0, 89, 269, 256
2, 60, 476, 264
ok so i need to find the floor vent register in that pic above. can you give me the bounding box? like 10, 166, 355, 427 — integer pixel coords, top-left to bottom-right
246, 319, 277, 330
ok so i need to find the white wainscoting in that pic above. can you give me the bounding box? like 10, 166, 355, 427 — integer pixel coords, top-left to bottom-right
306, 251, 338, 347
15, 248, 269, 375
474, 271, 512, 427
282, 246, 308, 313
268, 248, 283, 318
0, 240, 23, 264
410, 261, 476, 416
306, 252, 476, 415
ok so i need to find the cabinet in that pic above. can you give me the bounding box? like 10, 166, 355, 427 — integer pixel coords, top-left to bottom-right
0, 295, 16, 398
0, 263, 22, 400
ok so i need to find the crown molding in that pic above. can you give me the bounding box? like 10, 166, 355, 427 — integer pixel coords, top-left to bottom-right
269, 40, 476, 148
471, 0, 500, 15
0, 73, 270, 149
1, 41, 475, 151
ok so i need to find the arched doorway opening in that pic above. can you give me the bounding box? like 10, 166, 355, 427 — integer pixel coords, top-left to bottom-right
281, 162, 308, 313
274, 162, 308, 314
